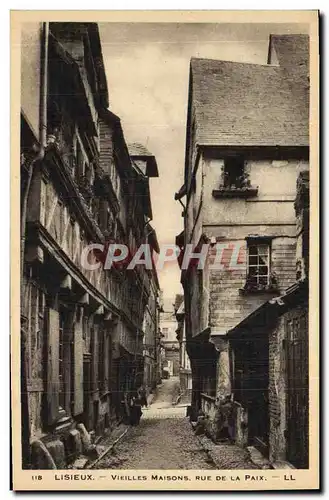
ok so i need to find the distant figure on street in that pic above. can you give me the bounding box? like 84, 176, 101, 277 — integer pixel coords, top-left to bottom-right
129, 391, 142, 426
138, 385, 148, 408
122, 391, 132, 424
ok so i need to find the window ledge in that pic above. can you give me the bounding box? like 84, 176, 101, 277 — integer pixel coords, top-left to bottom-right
212, 186, 258, 199
239, 286, 280, 296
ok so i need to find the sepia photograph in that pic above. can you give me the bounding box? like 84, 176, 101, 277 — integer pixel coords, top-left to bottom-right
12, 10, 319, 491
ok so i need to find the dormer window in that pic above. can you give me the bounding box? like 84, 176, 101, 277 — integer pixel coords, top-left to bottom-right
212, 157, 258, 199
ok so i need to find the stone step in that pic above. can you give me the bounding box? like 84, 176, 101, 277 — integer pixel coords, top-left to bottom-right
272, 460, 296, 469
69, 456, 89, 470
247, 446, 272, 469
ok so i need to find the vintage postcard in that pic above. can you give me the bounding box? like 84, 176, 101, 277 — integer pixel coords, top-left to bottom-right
11, 10, 319, 491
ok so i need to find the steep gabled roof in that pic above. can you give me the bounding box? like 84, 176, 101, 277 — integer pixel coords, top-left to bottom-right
174, 293, 184, 312
176, 301, 185, 316
189, 35, 309, 149
147, 223, 160, 254
99, 108, 132, 179
128, 143, 159, 177
128, 143, 153, 157
268, 34, 309, 70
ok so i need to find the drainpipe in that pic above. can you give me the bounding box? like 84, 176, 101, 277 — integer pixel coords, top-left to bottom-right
20, 22, 48, 271
20, 22, 49, 468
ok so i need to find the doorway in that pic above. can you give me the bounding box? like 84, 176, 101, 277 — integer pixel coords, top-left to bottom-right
246, 338, 269, 456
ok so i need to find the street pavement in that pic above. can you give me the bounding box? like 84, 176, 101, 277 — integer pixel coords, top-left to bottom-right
142, 377, 187, 420
95, 377, 258, 470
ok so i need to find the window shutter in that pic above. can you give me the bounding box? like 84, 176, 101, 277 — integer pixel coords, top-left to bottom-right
73, 315, 84, 416
46, 308, 60, 425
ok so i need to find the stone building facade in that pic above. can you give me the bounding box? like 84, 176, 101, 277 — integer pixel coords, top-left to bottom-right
141, 234, 162, 397
227, 172, 309, 467
21, 22, 160, 469
176, 34, 309, 466
159, 297, 181, 377
175, 301, 192, 402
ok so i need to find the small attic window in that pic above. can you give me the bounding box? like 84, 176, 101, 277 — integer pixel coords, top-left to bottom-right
212, 157, 258, 198
223, 157, 246, 189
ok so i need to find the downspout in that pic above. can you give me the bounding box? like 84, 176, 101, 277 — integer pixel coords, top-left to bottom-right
20, 22, 49, 469
20, 22, 48, 274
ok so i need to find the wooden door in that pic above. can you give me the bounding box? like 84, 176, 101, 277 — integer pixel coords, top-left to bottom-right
285, 307, 309, 468
247, 338, 269, 456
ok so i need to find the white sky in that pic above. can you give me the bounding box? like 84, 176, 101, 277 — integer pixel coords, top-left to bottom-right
99, 22, 308, 299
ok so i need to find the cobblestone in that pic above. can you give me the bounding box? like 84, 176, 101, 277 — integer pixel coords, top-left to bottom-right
94, 378, 259, 470
142, 406, 187, 420
197, 435, 260, 470
96, 417, 216, 469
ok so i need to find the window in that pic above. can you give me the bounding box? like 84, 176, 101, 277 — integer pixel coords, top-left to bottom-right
162, 327, 168, 338
247, 242, 270, 287
96, 120, 100, 153
59, 312, 65, 410
82, 314, 89, 345
223, 157, 246, 189
85, 163, 92, 184
76, 140, 85, 181
69, 219, 75, 258
72, 135, 77, 178
98, 327, 105, 392
213, 157, 258, 198
37, 289, 44, 351
248, 244, 270, 285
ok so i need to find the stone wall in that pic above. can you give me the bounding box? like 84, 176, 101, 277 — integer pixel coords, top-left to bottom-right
179, 370, 192, 397
30, 422, 97, 469
202, 157, 308, 227
201, 155, 307, 337
208, 236, 296, 333
268, 316, 287, 463
200, 393, 218, 441
164, 347, 180, 376
232, 402, 248, 448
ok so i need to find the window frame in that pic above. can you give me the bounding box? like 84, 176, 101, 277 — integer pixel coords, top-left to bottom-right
223, 156, 246, 189
247, 242, 271, 287
98, 326, 105, 393
58, 311, 65, 410
162, 327, 169, 339
243, 237, 275, 292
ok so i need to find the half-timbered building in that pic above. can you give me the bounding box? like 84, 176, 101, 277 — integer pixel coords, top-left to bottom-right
21, 22, 159, 469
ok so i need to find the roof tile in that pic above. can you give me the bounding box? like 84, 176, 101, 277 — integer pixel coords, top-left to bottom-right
190, 35, 309, 148
128, 143, 154, 157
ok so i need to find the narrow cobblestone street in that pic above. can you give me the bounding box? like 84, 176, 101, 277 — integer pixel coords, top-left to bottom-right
95, 378, 258, 470
96, 378, 215, 469
18, 22, 312, 484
